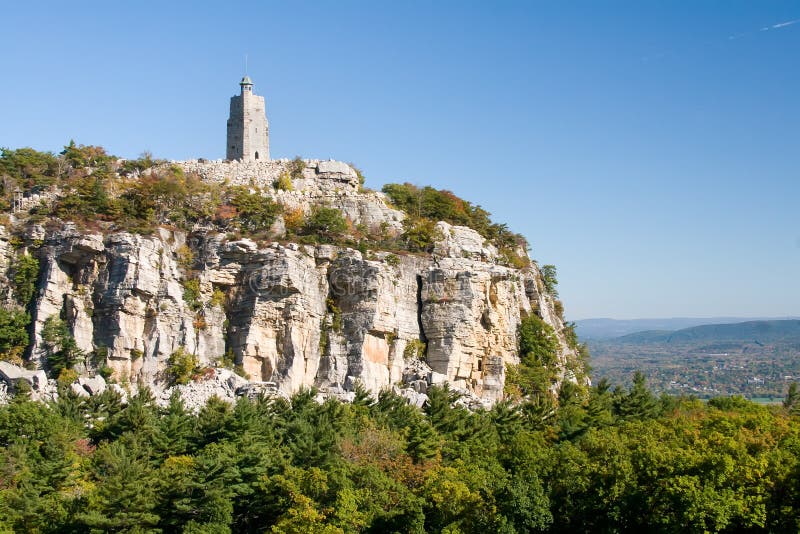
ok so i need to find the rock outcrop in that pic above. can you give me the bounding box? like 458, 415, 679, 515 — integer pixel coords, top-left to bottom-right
169, 158, 406, 235
0, 159, 582, 406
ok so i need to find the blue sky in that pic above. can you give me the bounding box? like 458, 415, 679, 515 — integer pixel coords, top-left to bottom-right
1, 1, 798, 319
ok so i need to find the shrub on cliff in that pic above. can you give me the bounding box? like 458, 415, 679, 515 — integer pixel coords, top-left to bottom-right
382, 183, 478, 226
273, 172, 293, 191
120, 151, 163, 176
41, 315, 84, 376
182, 279, 202, 311
302, 207, 348, 243
382, 182, 529, 262
166, 347, 199, 385
399, 218, 437, 252
2, 143, 229, 235
0, 308, 30, 364
118, 167, 221, 231
519, 315, 559, 368
404, 339, 427, 360
55, 175, 111, 219
349, 163, 367, 191
61, 140, 114, 169
288, 156, 306, 180
229, 186, 281, 232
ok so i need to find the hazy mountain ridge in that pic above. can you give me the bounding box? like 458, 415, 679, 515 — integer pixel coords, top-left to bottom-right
574, 316, 800, 340
615, 319, 800, 344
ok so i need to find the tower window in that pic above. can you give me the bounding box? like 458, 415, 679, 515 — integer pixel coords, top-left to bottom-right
255, 151, 259, 160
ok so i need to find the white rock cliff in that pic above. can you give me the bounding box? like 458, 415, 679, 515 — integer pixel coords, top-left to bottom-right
0, 159, 581, 405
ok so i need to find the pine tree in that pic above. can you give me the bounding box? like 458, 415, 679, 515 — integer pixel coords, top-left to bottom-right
371, 389, 419, 430
194, 395, 234, 447
614, 371, 659, 421
489, 400, 524, 439
77, 440, 160, 530
424, 384, 466, 435
556, 382, 588, 441
521, 395, 556, 431
94, 388, 160, 443
40, 315, 85, 377
352, 382, 374, 407
155, 391, 195, 456
585, 378, 614, 428
406, 418, 440, 463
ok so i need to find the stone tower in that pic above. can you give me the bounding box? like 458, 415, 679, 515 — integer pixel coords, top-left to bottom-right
226, 76, 270, 161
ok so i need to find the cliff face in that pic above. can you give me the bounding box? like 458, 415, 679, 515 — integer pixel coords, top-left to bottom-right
1, 159, 581, 405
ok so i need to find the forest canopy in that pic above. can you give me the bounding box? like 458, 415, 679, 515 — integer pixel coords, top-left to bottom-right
1, 380, 799, 533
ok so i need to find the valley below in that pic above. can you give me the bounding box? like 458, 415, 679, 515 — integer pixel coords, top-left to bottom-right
586, 319, 800, 401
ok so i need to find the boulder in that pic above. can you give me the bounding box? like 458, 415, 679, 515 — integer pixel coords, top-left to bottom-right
77, 376, 107, 395
0, 361, 48, 392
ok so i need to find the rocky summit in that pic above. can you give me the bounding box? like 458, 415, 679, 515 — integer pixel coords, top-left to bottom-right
0, 151, 585, 409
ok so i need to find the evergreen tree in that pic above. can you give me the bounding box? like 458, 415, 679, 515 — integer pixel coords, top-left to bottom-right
76, 440, 160, 530
489, 399, 524, 439
371, 389, 420, 431
585, 377, 614, 428
0, 365, 799, 531
0, 307, 30, 361
93, 388, 160, 443
154, 391, 195, 456
614, 371, 660, 421
405, 418, 440, 463
556, 381, 588, 441
520, 394, 557, 431
40, 315, 84, 377
194, 395, 235, 447
424, 384, 465, 435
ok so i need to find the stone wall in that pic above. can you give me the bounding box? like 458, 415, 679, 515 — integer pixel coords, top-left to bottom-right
169, 159, 359, 193
165, 159, 406, 235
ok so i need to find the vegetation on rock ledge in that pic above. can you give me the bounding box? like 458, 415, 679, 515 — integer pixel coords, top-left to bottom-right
382, 182, 530, 266
0, 145, 538, 269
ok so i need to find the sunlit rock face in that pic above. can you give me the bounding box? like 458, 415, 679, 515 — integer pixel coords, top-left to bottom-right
2, 161, 579, 405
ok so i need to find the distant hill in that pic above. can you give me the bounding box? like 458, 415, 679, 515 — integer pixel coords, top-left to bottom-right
574, 316, 800, 340
615, 320, 800, 344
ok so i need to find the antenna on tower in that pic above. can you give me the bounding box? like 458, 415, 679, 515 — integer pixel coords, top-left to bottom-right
245, 53, 248, 75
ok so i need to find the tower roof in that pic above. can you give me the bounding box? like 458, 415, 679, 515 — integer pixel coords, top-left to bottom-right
240, 75, 253, 86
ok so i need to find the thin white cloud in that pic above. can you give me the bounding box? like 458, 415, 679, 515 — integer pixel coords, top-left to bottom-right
760, 19, 800, 31
675, 18, 798, 57
772, 19, 800, 29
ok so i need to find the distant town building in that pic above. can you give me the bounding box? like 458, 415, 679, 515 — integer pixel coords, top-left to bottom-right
226, 76, 269, 161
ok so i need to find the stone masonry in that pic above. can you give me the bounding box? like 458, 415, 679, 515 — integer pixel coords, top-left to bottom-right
226, 76, 269, 161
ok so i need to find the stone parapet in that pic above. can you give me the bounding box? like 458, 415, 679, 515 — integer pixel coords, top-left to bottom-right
165, 158, 360, 194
